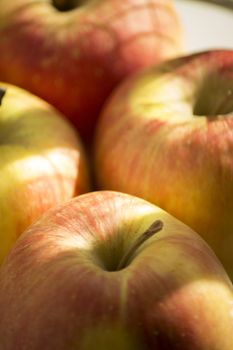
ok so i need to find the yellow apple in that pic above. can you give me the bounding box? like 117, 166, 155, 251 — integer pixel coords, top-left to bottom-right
0, 82, 91, 264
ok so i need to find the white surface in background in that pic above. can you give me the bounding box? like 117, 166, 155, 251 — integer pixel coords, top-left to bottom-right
174, 0, 233, 53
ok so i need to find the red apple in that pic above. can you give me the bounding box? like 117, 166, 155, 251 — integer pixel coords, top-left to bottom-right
0, 191, 232, 349
0, 82, 90, 265
94, 49, 233, 280
0, 0, 183, 142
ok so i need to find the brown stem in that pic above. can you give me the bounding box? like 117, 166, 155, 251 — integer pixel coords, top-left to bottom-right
117, 220, 164, 270
0, 87, 6, 105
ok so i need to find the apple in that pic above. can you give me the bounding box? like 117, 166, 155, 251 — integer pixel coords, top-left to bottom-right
94, 49, 233, 280
0, 82, 91, 265
0, 190, 232, 349
0, 0, 183, 142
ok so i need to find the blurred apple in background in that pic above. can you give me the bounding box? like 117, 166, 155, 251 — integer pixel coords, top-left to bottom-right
94, 49, 233, 280
0, 0, 183, 143
0, 191, 232, 350
0, 83, 90, 265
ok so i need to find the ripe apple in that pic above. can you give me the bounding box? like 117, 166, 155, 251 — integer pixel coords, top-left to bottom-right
94, 49, 233, 280
0, 190, 232, 350
0, 0, 183, 142
0, 82, 90, 265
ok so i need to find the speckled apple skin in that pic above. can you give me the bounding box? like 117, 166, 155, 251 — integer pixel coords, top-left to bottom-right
0, 191, 232, 349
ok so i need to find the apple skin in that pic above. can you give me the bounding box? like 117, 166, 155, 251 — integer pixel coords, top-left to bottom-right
94, 49, 233, 280
0, 82, 91, 265
0, 0, 183, 142
0, 190, 232, 349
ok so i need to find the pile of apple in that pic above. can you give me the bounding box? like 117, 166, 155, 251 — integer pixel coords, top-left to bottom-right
0, 0, 232, 349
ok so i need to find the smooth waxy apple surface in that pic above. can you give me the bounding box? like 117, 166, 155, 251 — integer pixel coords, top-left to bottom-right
0, 191, 232, 349
0, 82, 90, 264
0, 0, 183, 141
94, 49, 233, 280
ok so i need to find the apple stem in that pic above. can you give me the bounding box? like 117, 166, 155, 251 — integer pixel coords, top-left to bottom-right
0, 87, 6, 105
117, 220, 164, 270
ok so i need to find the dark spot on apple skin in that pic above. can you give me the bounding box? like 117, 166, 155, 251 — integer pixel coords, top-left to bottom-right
0, 87, 6, 105
52, 0, 86, 12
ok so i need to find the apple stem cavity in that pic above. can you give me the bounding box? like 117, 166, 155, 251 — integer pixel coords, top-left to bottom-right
117, 220, 164, 271
52, 0, 85, 11
0, 87, 6, 105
